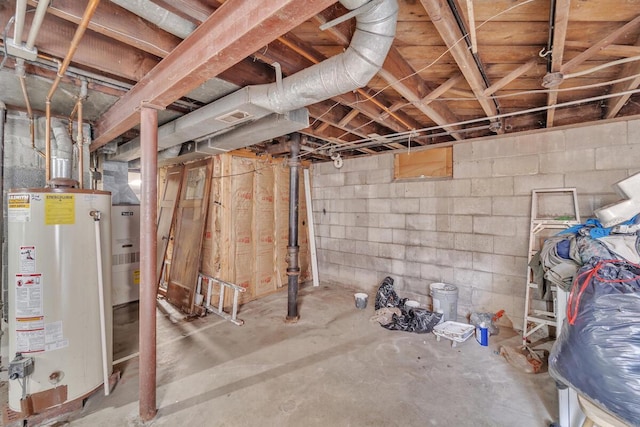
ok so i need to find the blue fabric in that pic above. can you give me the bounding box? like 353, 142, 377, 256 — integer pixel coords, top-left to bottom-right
556, 239, 571, 259
559, 214, 640, 238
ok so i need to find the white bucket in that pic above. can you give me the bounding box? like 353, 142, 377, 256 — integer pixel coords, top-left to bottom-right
354, 293, 368, 309
405, 300, 420, 309
430, 283, 458, 322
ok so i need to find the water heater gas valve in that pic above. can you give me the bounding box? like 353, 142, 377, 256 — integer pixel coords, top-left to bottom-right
9, 353, 34, 380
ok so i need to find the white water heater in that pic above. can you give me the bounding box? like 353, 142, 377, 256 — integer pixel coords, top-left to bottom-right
7, 188, 112, 413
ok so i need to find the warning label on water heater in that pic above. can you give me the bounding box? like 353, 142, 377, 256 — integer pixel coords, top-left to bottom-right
8, 193, 31, 222
19, 246, 36, 273
45, 194, 75, 225
15, 273, 45, 353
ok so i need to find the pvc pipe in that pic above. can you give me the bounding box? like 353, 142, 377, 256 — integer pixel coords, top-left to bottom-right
25, 0, 50, 50
303, 169, 319, 287
90, 210, 110, 396
13, 0, 27, 45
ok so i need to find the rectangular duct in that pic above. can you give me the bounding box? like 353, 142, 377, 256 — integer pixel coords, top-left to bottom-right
109, 87, 276, 162
157, 109, 309, 167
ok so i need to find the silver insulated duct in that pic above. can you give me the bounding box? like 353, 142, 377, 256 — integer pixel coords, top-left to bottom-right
50, 118, 73, 180
248, 0, 398, 113
110, 0, 398, 161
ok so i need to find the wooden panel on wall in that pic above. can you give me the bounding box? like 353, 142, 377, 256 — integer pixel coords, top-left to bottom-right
394, 146, 453, 179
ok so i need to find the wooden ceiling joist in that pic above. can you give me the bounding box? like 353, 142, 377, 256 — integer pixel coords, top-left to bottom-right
605, 35, 640, 119
91, 0, 336, 150
483, 59, 538, 97
545, 0, 571, 128
560, 15, 640, 75
314, 8, 462, 141
28, 0, 180, 58
422, 74, 464, 105
420, 0, 499, 119
564, 41, 640, 59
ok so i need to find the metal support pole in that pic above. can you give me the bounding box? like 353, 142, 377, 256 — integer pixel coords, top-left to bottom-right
139, 105, 158, 422
286, 133, 301, 322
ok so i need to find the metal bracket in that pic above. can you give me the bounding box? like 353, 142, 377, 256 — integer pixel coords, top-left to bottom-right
272, 62, 283, 93
319, 0, 385, 31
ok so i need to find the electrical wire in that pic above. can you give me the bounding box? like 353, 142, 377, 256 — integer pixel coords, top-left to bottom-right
420, 72, 640, 102
302, 86, 640, 155
348, 0, 540, 105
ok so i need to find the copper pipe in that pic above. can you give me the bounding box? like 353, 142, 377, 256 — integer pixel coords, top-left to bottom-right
69, 102, 78, 122
18, 74, 32, 118
44, 0, 100, 182
17, 63, 43, 158
139, 105, 158, 422
46, 0, 100, 102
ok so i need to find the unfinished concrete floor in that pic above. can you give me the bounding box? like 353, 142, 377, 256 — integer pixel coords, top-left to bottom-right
32, 284, 558, 426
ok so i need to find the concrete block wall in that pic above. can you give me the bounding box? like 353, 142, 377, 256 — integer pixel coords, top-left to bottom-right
311, 116, 640, 329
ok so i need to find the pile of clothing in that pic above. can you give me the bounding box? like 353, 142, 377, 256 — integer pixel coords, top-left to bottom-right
529, 214, 640, 298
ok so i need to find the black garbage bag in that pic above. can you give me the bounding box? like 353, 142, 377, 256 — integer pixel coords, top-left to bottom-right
549, 258, 640, 426
374, 276, 442, 333
375, 276, 406, 309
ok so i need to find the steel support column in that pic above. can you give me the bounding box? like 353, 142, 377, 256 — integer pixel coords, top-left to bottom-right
286, 133, 301, 322
139, 105, 158, 421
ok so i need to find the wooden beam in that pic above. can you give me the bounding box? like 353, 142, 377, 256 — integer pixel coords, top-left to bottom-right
421, 75, 464, 104
605, 36, 640, 119
150, 0, 217, 25
306, 102, 393, 140
313, 9, 463, 138
0, 5, 159, 82
337, 109, 361, 128
378, 50, 463, 139
421, 0, 498, 119
560, 15, 640, 74
545, 0, 571, 127
91, 0, 336, 150
29, 0, 180, 57
564, 41, 640, 58
483, 59, 537, 96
